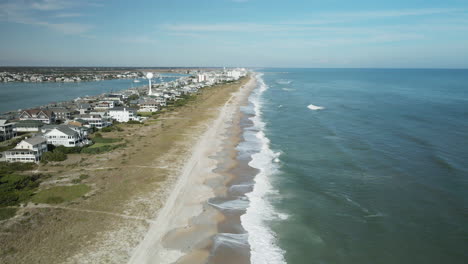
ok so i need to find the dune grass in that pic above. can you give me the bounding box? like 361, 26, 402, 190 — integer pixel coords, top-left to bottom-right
32, 185, 91, 204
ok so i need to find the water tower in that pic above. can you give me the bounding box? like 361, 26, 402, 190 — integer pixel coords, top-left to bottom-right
146, 72, 154, 95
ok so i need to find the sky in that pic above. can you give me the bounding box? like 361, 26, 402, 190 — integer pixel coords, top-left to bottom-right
0, 0, 468, 68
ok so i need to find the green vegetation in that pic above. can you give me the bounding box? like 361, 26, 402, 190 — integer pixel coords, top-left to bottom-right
92, 136, 121, 144
101, 125, 123, 132
81, 143, 126, 154
126, 120, 142, 124
168, 94, 196, 108
79, 174, 89, 180
0, 173, 41, 207
52, 145, 82, 154
0, 208, 17, 221
31, 184, 91, 204
0, 162, 36, 175
41, 151, 67, 162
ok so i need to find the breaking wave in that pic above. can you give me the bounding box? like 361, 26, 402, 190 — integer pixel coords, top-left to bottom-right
240, 73, 287, 264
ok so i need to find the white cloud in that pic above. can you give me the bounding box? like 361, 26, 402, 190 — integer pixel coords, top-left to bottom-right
31, 0, 75, 11
0, 0, 97, 35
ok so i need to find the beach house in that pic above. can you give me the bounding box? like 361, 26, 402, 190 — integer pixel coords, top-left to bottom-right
75, 114, 112, 129
4, 135, 48, 163
19, 109, 56, 124
138, 99, 160, 112
108, 107, 140, 122
42, 125, 90, 147
0, 119, 16, 142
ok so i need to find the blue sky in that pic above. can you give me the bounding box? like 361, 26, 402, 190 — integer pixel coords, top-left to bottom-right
1, 0, 468, 68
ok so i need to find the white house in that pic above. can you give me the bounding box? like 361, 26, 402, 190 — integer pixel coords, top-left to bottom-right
42, 125, 90, 147
4, 135, 48, 163
75, 115, 112, 129
138, 99, 159, 112
108, 107, 140, 122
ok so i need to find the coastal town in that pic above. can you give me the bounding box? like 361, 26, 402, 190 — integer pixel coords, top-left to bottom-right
0, 68, 247, 163
0, 69, 144, 83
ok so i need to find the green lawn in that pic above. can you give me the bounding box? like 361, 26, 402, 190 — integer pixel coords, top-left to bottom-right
32, 184, 91, 204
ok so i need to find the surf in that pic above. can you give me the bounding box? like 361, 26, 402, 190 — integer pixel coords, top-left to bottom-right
240, 73, 287, 264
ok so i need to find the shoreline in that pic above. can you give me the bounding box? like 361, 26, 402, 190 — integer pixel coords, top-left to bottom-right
128, 75, 257, 264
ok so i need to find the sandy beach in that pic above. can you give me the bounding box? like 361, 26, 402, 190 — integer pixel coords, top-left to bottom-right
129, 75, 257, 264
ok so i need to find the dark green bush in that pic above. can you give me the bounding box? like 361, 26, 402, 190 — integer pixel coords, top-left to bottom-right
126, 120, 142, 125
54, 145, 82, 154
0, 173, 41, 207
80, 143, 126, 154
0, 162, 36, 175
41, 151, 67, 162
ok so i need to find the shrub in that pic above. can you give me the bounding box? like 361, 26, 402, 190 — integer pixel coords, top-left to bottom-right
126, 120, 142, 125
81, 143, 126, 154
101, 126, 123, 132
0, 174, 41, 207
0, 162, 37, 175
41, 151, 67, 162
92, 137, 121, 144
54, 145, 82, 154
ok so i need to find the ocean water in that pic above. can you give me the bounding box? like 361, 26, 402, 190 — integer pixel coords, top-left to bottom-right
241, 69, 468, 264
0, 75, 181, 113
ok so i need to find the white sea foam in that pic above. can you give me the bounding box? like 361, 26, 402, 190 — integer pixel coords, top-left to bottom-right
213, 233, 249, 251
208, 198, 249, 211
241, 73, 287, 264
308, 104, 325, 110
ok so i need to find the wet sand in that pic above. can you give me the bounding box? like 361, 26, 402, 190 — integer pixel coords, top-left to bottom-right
128, 75, 257, 264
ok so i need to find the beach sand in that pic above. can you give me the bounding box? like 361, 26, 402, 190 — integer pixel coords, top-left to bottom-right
0, 77, 253, 264
128, 75, 257, 264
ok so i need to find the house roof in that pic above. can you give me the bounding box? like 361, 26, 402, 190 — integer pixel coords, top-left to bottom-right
21, 109, 54, 118
16, 120, 44, 126
109, 107, 137, 112
0, 119, 12, 126
23, 135, 47, 145
44, 125, 78, 136
55, 126, 77, 136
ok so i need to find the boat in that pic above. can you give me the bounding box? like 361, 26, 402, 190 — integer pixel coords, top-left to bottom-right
133, 79, 141, 83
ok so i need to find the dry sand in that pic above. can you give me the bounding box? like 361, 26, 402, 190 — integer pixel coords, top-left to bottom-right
128, 76, 257, 264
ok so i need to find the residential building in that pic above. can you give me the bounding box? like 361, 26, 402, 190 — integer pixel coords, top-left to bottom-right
0, 119, 16, 142
108, 107, 140, 122
48, 107, 73, 121
4, 135, 48, 163
94, 101, 115, 110
138, 99, 159, 112
76, 114, 112, 129
14, 120, 44, 132
19, 109, 55, 124
42, 125, 89, 147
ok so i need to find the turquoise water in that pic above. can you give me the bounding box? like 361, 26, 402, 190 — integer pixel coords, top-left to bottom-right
0, 75, 181, 113
245, 69, 468, 264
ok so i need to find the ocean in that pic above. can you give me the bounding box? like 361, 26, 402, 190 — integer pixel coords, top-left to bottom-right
0, 75, 182, 113
239, 69, 468, 264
